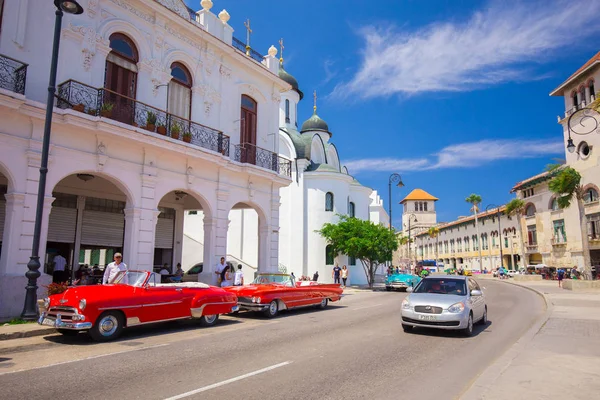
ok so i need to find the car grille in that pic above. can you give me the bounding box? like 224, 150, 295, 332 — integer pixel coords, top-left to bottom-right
402, 317, 460, 327
237, 297, 252, 303
47, 306, 78, 321
414, 306, 443, 314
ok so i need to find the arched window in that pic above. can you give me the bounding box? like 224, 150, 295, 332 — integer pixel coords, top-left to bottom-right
325, 245, 335, 265
525, 204, 536, 217
584, 187, 599, 203
572, 91, 579, 109
589, 79, 596, 102
579, 85, 586, 105
168, 62, 192, 120
285, 99, 290, 123
240, 95, 258, 164
325, 192, 334, 211
104, 33, 139, 124
348, 201, 355, 217
550, 197, 560, 211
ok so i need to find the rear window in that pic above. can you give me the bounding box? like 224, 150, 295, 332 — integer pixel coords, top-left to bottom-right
414, 279, 466, 295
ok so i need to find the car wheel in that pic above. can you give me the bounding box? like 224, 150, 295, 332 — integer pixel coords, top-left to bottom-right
317, 298, 328, 309
200, 314, 219, 327
402, 324, 413, 333
263, 300, 279, 318
385, 287, 392, 291
57, 329, 79, 336
478, 306, 488, 325
463, 313, 474, 337
89, 311, 124, 342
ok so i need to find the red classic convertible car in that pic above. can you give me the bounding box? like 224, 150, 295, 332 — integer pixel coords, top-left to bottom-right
224, 273, 343, 317
38, 270, 238, 341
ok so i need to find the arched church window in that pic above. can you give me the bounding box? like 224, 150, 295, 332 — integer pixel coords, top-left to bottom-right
325, 245, 334, 265
285, 99, 290, 123
168, 62, 192, 120
325, 192, 334, 212
349, 202, 355, 218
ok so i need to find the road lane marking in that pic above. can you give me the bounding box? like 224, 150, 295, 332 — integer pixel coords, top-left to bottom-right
353, 303, 383, 311
0, 343, 169, 376
163, 361, 292, 400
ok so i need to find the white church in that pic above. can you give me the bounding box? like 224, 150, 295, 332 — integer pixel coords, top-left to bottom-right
183, 55, 389, 285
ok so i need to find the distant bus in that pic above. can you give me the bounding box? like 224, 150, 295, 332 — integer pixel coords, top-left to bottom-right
418, 260, 441, 272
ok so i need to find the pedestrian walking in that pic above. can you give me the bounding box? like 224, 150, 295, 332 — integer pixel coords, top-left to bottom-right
52, 253, 67, 283
215, 257, 226, 286
234, 264, 244, 286
102, 253, 127, 284
332, 264, 341, 284
557, 268, 565, 288
341, 265, 349, 288
220, 265, 233, 287
313, 271, 319, 282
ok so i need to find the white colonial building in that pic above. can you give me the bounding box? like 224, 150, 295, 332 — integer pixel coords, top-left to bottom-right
0, 0, 294, 318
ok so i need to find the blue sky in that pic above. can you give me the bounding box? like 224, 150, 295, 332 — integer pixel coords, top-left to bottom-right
186, 0, 600, 226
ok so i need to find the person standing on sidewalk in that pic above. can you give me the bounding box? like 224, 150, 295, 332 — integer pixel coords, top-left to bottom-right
234, 264, 244, 286
52, 253, 67, 283
557, 268, 565, 288
214, 257, 226, 287
102, 253, 127, 284
332, 264, 341, 284
341, 265, 349, 288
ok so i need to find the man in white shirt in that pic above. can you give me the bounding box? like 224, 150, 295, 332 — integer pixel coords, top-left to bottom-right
214, 257, 226, 287
52, 254, 67, 283
102, 253, 127, 284
233, 264, 244, 286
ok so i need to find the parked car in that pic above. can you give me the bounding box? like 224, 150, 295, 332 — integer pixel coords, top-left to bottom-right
183, 261, 234, 282
39, 270, 238, 341
385, 272, 421, 291
401, 276, 487, 337
223, 273, 343, 317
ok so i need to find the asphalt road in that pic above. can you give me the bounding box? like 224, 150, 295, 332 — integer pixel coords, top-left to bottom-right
0, 280, 544, 400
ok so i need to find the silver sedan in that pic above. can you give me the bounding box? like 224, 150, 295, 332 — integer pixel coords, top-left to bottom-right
400, 276, 487, 336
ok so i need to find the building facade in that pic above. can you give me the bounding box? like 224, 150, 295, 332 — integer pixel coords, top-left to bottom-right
0, 0, 293, 317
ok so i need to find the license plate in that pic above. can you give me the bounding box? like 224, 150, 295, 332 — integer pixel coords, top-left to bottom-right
231, 305, 240, 312
418, 315, 437, 321
41, 317, 55, 327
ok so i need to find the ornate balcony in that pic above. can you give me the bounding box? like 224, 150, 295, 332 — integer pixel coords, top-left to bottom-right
551, 237, 567, 246
232, 37, 264, 63
525, 243, 538, 252
56, 80, 229, 156
0, 54, 28, 95
234, 142, 291, 177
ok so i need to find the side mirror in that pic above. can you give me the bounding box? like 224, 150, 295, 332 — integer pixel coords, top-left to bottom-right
471, 289, 482, 296
406, 287, 413, 293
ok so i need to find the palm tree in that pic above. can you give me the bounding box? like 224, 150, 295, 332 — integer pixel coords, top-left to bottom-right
427, 226, 440, 265
505, 198, 526, 271
465, 194, 484, 271
548, 166, 592, 277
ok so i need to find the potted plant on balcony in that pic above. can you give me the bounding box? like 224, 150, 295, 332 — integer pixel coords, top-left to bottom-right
72, 103, 85, 113
100, 102, 114, 118
156, 122, 167, 135
170, 121, 181, 140
87, 108, 98, 116
145, 111, 157, 132
182, 130, 192, 143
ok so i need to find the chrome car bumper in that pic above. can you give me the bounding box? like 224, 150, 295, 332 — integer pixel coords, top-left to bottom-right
237, 301, 268, 311
38, 312, 92, 330
386, 281, 409, 289
401, 308, 470, 330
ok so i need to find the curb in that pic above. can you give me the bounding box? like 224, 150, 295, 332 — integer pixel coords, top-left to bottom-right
0, 327, 57, 341
459, 280, 553, 400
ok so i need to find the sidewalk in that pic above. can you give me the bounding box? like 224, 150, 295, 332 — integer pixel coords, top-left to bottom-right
0, 322, 55, 341
462, 279, 600, 400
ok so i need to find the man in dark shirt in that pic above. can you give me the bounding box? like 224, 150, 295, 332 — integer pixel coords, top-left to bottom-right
332, 264, 342, 284
313, 271, 319, 282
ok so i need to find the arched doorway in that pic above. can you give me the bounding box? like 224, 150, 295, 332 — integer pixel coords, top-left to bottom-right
227, 202, 267, 284
46, 173, 131, 282
156, 190, 204, 275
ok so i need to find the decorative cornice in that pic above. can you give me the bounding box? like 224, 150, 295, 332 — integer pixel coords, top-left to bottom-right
108, 0, 156, 23
154, 0, 191, 20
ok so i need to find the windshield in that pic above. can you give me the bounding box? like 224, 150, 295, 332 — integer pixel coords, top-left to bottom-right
111, 271, 148, 287
413, 278, 466, 295
252, 274, 294, 287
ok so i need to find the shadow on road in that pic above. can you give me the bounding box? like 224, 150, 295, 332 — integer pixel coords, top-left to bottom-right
232, 304, 348, 321
408, 320, 493, 339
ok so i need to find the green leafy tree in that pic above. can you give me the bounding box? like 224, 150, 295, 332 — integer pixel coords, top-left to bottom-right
505, 198, 526, 270
319, 215, 398, 288
465, 194, 484, 270
427, 226, 440, 262
548, 166, 592, 276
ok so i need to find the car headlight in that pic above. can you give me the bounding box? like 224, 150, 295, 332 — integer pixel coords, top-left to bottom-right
79, 299, 87, 311
401, 298, 411, 309
43, 297, 50, 308
448, 302, 465, 313
252, 297, 262, 304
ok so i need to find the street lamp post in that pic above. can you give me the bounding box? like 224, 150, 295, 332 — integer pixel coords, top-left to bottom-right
405, 214, 418, 266
388, 173, 404, 230
486, 204, 504, 270
21, 0, 84, 320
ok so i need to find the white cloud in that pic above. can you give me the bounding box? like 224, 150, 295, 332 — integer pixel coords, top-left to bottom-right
345, 138, 563, 174
333, 0, 600, 99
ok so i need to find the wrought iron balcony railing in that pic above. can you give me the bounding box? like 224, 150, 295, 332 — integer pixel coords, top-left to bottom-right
0, 54, 28, 95
56, 79, 230, 156
234, 142, 291, 177
232, 37, 264, 63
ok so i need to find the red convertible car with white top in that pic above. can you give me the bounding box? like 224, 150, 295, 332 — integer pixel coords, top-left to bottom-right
38, 270, 238, 341
224, 273, 343, 317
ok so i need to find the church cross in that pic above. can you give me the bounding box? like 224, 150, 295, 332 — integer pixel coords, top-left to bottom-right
279, 38, 284, 62
313, 90, 317, 112
244, 19, 252, 55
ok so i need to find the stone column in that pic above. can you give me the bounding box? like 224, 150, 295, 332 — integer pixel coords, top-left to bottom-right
202, 217, 216, 284
0, 192, 26, 275
123, 207, 141, 268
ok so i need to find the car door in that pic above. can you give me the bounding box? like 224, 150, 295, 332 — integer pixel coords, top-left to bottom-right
467, 279, 483, 320
137, 273, 191, 322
